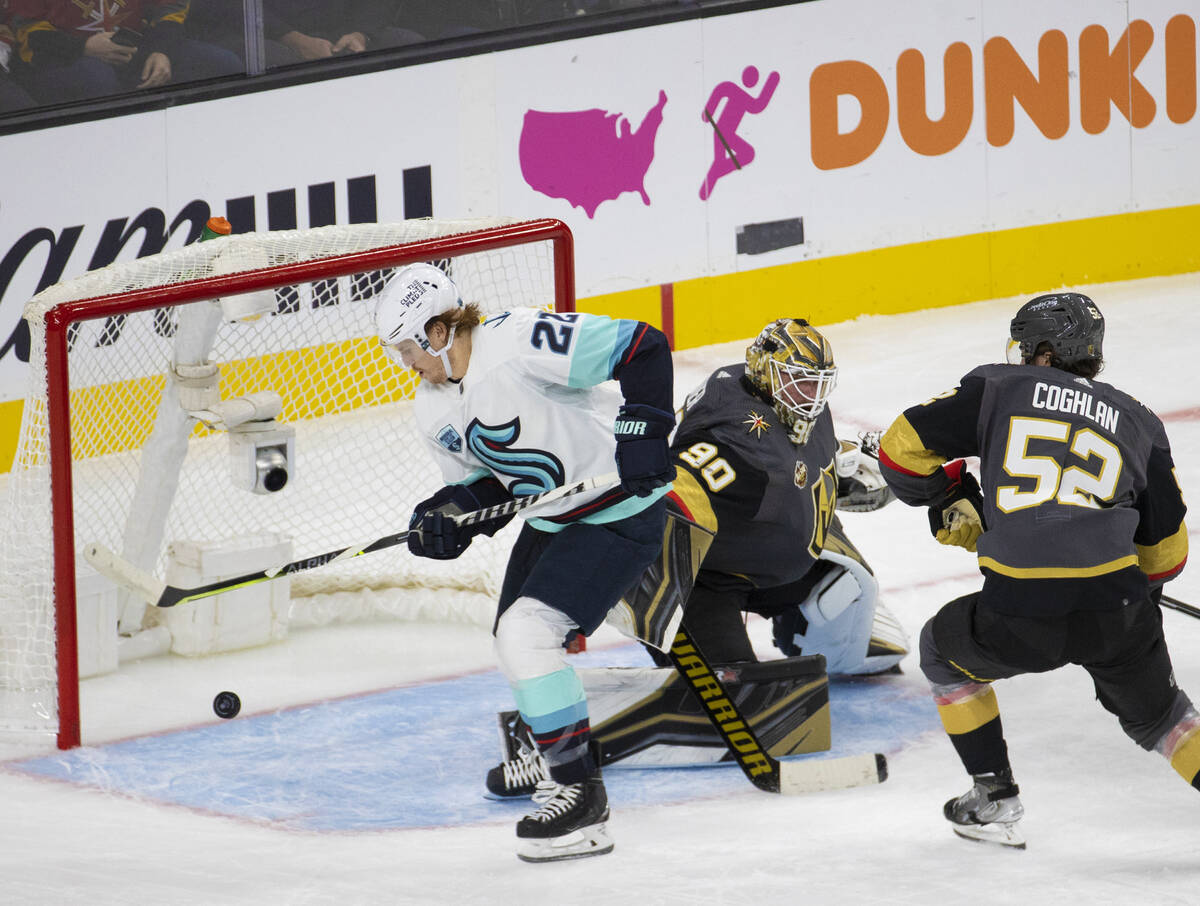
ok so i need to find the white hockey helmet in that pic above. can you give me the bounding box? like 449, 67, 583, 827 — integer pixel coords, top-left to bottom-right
375, 263, 464, 372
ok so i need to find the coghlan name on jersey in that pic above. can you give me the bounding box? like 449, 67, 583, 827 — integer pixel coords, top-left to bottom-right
1030, 380, 1121, 434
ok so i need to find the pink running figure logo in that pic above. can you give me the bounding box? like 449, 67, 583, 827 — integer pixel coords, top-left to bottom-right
700, 66, 781, 201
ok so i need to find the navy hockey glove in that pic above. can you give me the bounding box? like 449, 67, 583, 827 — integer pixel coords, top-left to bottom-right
927, 460, 986, 552
408, 479, 514, 560
614, 404, 676, 497
409, 509, 468, 560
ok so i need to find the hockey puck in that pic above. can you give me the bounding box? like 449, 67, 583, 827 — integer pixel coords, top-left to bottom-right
213, 691, 242, 719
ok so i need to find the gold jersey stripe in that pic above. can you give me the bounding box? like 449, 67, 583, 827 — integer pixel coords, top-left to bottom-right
977, 554, 1140, 579
670, 468, 719, 534
1137, 523, 1190, 579
937, 685, 1000, 735
880, 415, 945, 476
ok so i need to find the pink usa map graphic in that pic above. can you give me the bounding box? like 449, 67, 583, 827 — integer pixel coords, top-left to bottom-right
518, 70, 779, 218
519, 90, 668, 218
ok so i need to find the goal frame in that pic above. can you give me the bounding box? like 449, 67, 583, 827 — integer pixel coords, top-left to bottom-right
38, 218, 575, 749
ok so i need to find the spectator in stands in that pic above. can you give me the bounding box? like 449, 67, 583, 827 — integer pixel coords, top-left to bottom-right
185, 0, 300, 68
190, 1, 425, 68
386, 1, 503, 41
264, 1, 423, 64
0, 13, 36, 111
7, 0, 241, 105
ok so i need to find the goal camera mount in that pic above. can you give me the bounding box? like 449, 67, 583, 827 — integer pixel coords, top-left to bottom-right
229, 418, 294, 495
183, 384, 295, 495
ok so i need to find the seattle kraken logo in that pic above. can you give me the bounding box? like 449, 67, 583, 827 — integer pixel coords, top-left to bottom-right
466, 417, 565, 495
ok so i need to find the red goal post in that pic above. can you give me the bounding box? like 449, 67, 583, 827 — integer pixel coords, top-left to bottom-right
3, 217, 575, 750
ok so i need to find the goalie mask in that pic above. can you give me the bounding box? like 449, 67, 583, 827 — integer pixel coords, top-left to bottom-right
745, 318, 838, 445
375, 263, 464, 373
1007, 292, 1104, 370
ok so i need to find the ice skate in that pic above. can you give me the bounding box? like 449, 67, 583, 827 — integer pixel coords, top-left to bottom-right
515, 774, 613, 863
943, 771, 1026, 849
484, 743, 549, 800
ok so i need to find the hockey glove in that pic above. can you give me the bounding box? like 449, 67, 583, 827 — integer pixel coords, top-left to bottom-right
614, 404, 676, 497
927, 460, 986, 552
834, 435, 895, 512
408, 478, 514, 560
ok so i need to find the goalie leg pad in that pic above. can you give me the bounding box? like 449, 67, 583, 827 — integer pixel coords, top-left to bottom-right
772, 548, 909, 675
607, 511, 715, 651
579, 655, 830, 767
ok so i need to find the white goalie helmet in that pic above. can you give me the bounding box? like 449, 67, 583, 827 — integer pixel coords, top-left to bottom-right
375, 263, 463, 372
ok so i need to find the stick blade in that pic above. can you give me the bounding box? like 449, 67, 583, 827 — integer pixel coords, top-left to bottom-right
82, 543, 167, 606
778, 752, 888, 795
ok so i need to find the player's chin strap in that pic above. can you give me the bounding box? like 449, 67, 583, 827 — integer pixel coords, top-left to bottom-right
435, 324, 457, 376
83, 471, 619, 610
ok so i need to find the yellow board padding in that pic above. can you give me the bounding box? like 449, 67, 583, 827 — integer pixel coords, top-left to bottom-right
0, 398, 22, 472
214, 335, 416, 424
937, 684, 1000, 736
4, 336, 416, 469
575, 285, 662, 329
7, 202, 1200, 473
656, 202, 1200, 351
1171, 725, 1200, 786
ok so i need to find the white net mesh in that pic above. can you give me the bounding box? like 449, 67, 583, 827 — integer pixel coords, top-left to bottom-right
0, 218, 566, 743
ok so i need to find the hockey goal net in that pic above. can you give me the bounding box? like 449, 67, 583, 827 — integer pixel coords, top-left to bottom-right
0, 217, 574, 749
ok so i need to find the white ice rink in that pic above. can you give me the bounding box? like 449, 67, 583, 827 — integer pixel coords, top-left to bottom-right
2, 273, 1198, 905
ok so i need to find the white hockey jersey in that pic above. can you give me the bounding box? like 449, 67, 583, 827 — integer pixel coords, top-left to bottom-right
413, 308, 670, 531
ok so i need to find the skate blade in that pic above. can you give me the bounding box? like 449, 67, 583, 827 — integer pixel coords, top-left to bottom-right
516, 824, 615, 863
483, 789, 534, 801
952, 821, 1026, 850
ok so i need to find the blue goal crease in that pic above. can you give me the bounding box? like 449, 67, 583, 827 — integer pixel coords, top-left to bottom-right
11, 645, 938, 833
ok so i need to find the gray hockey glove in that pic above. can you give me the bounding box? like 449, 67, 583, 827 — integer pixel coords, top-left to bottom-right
927, 460, 985, 551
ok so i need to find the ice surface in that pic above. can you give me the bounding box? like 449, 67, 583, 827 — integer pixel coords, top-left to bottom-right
1, 274, 1198, 904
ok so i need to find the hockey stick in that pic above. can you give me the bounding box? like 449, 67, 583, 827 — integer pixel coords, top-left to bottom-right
1161, 594, 1200, 620
668, 628, 888, 795
83, 472, 619, 610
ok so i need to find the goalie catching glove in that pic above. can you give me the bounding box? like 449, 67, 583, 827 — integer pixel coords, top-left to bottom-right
927, 460, 986, 552
408, 477, 514, 560
835, 434, 895, 513
614, 404, 676, 497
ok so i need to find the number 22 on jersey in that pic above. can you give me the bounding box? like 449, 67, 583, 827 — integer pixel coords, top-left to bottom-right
530, 311, 579, 354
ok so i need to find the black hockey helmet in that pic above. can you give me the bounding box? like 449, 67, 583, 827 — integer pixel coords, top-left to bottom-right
1008, 293, 1104, 368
